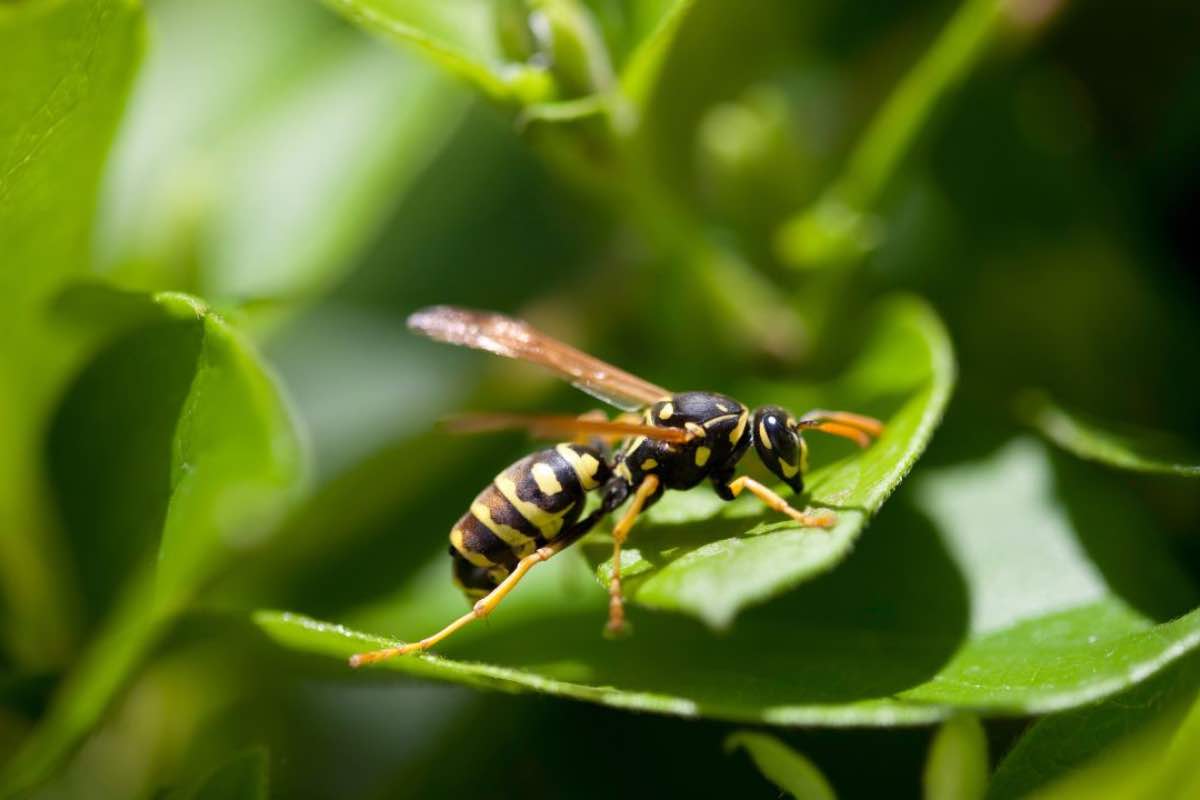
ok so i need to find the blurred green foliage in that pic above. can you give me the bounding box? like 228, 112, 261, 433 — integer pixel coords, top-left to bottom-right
2, 0, 1199, 797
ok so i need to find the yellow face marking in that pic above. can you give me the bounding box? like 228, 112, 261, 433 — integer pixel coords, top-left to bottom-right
730, 408, 749, 444
450, 528, 495, 568
758, 419, 772, 449
641, 458, 658, 470
470, 502, 536, 556
695, 446, 711, 467
780, 459, 800, 478
530, 462, 563, 495
658, 402, 674, 420
555, 444, 601, 490
685, 422, 706, 438
495, 476, 575, 539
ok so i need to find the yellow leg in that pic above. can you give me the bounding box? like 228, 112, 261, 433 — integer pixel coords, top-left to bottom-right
349, 538, 569, 667
607, 474, 660, 636
727, 476, 836, 528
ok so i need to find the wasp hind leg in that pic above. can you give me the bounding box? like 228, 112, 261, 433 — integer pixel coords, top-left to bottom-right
605, 474, 660, 638
726, 476, 836, 528
349, 510, 607, 667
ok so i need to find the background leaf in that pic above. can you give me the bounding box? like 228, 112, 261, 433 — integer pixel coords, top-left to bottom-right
1, 289, 307, 794
725, 731, 836, 800
0, 0, 142, 666
1022, 391, 1200, 478
95, 0, 469, 306
989, 654, 1200, 799
166, 747, 269, 800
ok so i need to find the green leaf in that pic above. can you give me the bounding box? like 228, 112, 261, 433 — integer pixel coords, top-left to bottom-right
166, 747, 269, 800
253, 437, 1200, 726
586, 295, 956, 629
318, 0, 554, 105
153, 295, 310, 596
1, 288, 307, 795
0, 0, 142, 665
989, 655, 1200, 799
924, 716, 988, 800
725, 731, 836, 800
1021, 391, 1200, 478
97, 0, 468, 304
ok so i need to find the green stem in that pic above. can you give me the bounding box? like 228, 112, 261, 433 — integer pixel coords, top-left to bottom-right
778, 0, 1007, 268
842, 0, 1003, 209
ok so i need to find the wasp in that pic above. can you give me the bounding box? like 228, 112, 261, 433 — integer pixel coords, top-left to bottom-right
349, 306, 883, 667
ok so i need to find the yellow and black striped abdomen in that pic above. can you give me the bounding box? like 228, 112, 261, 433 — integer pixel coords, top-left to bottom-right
450, 443, 610, 600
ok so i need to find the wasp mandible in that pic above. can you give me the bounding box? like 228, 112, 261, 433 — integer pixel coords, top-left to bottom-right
349, 306, 883, 667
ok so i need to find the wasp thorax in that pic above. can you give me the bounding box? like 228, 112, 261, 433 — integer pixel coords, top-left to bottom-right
752, 406, 806, 493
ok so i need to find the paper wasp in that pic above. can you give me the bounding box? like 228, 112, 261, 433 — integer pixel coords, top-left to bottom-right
349, 306, 883, 666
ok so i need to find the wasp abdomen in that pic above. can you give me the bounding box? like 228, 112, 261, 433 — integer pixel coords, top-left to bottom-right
449, 443, 610, 599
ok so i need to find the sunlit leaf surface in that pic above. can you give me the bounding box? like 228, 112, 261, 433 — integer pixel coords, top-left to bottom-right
254, 436, 1200, 726
989, 654, 1200, 799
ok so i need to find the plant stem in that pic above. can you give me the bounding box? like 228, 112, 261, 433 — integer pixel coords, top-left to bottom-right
777, 0, 1009, 268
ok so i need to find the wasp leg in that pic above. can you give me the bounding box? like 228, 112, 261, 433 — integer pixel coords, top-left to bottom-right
606, 474, 660, 636
727, 476, 836, 528
350, 509, 608, 667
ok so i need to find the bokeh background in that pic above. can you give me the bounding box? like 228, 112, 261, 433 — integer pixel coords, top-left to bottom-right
3, 0, 1200, 797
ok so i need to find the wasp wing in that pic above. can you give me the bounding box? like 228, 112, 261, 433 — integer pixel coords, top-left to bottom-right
443, 412, 693, 443
407, 306, 670, 411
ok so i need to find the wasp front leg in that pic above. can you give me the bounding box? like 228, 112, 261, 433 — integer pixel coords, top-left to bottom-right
726, 476, 836, 528
605, 474, 660, 637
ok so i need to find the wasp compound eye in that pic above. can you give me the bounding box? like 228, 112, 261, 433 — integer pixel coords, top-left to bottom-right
752, 406, 804, 493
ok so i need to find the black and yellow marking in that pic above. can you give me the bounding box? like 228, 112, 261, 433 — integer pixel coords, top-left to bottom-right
447, 443, 609, 600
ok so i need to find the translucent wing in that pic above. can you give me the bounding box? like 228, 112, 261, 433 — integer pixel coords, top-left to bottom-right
444, 412, 693, 443
407, 306, 671, 411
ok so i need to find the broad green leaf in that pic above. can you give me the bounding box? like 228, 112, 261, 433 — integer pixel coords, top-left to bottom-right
587, 295, 955, 629
989, 655, 1200, 799
0, 0, 142, 665
924, 716, 988, 800
725, 732, 836, 800
97, 0, 467, 303
166, 747, 269, 800
1, 289, 307, 795
318, 0, 554, 105
1022, 391, 1199, 478
253, 437, 1200, 726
